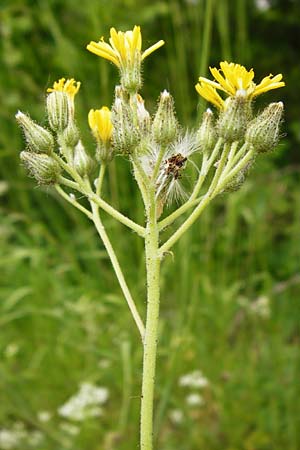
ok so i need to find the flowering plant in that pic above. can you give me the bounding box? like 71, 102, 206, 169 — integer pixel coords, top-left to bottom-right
16, 25, 284, 450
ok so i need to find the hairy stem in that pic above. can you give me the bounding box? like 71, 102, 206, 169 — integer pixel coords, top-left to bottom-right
90, 201, 145, 340
140, 189, 161, 450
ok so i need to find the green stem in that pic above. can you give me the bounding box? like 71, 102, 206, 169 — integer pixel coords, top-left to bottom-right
90, 201, 145, 340
140, 190, 161, 450
55, 185, 93, 219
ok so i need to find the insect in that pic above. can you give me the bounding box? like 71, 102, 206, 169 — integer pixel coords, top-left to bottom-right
164, 153, 187, 179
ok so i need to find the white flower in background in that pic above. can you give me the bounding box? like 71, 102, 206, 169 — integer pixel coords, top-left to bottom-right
58, 382, 109, 422
98, 359, 111, 369
0, 429, 19, 449
37, 411, 52, 423
60, 422, 80, 436
250, 295, 271, 319
255, 0, 271, 11
186, 393, 204, 406
169, 409, 184, 424
178, 370, 209, 389
27, 430, 44, 446
4, 343, 19, 358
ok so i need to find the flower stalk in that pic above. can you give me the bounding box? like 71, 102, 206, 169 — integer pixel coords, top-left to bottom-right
16, 25, 285, 450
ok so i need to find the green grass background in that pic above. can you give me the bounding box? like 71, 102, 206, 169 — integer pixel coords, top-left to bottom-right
0, 0, 300, 449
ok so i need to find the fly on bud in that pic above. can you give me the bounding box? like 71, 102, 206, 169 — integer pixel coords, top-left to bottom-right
152, 90, 178, 145
15, 111, 54, 154
20, 151, 61, 185
245, 102, 284, 153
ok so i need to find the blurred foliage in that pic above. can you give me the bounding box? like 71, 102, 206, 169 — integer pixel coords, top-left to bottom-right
0, 0, 300, 449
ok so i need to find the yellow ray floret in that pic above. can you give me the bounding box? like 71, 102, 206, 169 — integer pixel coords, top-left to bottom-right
195, 61, 285, 109
88, 107, 113, 143
86, 25, 164, 68
47, 78, 81, 98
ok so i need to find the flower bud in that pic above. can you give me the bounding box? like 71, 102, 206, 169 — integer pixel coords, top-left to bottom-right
112, 97, 140, 154
217, 90, 252, 142
152, 90, 178, 145
46, 91, 69, 132
20, 151, 61, 185
245, 102, 283, 153
88, 107, 114, 162
72, 141, 94, 176
135, 94, 151, 133
15, 111, 54, 154
196, 108, 217, 151
62, 120, 80, 147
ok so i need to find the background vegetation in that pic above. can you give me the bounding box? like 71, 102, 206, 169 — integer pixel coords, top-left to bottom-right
0, 0, 299, 449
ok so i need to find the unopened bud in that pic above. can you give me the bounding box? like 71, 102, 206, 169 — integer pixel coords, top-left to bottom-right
196, 108, 216, 151
217, 90, 252, 142
135, 94, 151, 133
245, 102, 284, 153
62, 120, 80, 147
20, 151, 61, 185
152, 90, 178, 145
112, 97, 140, 154
15, 111, 54, 154
47, 91, 69, 132
73, 141, 94, 176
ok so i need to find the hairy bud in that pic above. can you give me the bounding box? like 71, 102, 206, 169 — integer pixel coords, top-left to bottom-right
62, 120, 80, 147
196, 108, 217, 151
73, 141, 94, 176
152, 90, 178, 145
217, 90, 252, 142
15, 111, 54, 154
112, 97, 140, 154
245, 102, 284, 153
47, 91, 69, 132
20, 151, 61, 185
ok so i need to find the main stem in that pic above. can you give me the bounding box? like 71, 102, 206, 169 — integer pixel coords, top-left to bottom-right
140, 190, 161, 450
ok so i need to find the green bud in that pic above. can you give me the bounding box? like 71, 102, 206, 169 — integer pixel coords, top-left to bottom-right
245, 102, 283, 153
15, 111, 54, 154
152, 90, 178, 145
62, 120, 80, 147
217, 90, 252, 142
20, 151, 61, 185
112, 97, 140, 154
46, 91, 69, 132
196, 108, 217, 151
73, 141, 94, 176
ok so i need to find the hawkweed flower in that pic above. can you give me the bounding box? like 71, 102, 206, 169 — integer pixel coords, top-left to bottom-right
88, 107, 113, 162
87, 26, 164, 92
196, 61, 285, 109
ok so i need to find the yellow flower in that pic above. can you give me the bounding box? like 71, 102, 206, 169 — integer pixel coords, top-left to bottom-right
47, 78, 81, 98
88, 107, 113, 143
196, 61, 285, 109
86, 25, 164, 68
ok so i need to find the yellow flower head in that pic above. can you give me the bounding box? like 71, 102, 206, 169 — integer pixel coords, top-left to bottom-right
86, 25, 164, 68
196, 61, 285, 109
88, 107, 113, 144
47, 78, 81, 99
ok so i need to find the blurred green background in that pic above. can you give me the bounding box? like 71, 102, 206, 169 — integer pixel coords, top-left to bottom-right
0, 0, 300, 449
